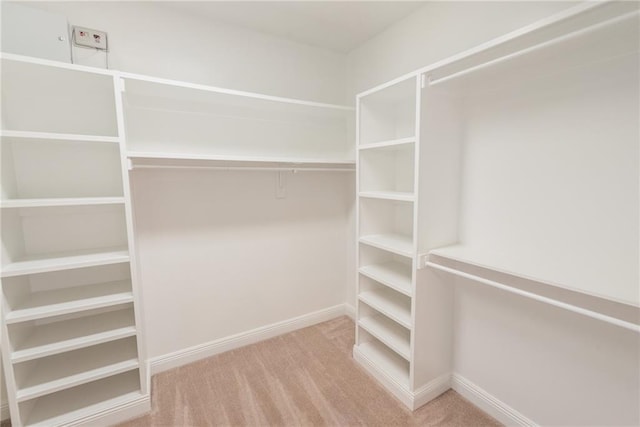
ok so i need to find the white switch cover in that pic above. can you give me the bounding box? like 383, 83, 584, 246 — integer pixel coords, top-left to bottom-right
73, 26, 108, 50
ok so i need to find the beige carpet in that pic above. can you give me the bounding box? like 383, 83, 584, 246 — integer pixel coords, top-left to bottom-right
119, 316, 500, 427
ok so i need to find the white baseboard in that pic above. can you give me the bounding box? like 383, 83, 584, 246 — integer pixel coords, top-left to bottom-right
1, 402, 9, 421
353, 345, 450, 410
344, 303, 356, 320
67, 395, 150, 427
150, 303, 348, 375
451, 373, 537, 426
413, 373, 452, 409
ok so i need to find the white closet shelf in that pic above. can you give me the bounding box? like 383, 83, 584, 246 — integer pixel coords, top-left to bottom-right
0, 130, 120, 144
11, 307, 137, 364
16, 338, 139, 402
120, 71, 354, 114
5, 281, 133, 324
358, 137, 415, 151
359, 234, 413, 258
359, 262, 412, 297
23, 370, 142, 427
359, 191, 415, 202
1, 248, 130, 278
354, 341, 410, 389
0, 197, 125, 209
0, 52, 115, 77
359, 289, 412, 329
428, 245, 640, 332
358, 315, 411, 361
128, 152, 355, 171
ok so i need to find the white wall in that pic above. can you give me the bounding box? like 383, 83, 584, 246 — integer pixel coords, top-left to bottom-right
27, 1, 348, 105
347, 1, 639, 425
131, 169, 352, 360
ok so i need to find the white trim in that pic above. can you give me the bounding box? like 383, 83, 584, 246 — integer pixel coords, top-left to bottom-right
65, 395, 150, 427
0, 52, 116, 76
119, 71, 354, 111
451, 373, 537, 427
344, 303, 356, 320
149, 304, 348, 375
412, 373, 452, 409
353, 347, 450, 410
1, 402, 9, 421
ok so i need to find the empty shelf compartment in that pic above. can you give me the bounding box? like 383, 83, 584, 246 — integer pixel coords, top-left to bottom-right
14, 337, 139, 402
355, 339, 410, 389
359, 288, 412, 329
359, 260, 412, 296
358, 315, 411, 360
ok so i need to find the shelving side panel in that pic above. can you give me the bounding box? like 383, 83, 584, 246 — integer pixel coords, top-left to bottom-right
416, 84, 463, 254
113, 75, 149, 396
411, 267, 453, 391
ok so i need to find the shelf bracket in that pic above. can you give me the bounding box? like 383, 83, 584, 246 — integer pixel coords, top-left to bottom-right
118, 77, 126, 93
276, 171, 287, 199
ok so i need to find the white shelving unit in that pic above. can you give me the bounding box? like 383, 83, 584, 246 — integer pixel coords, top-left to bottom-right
354, 0, 639, 410
1, 53, 149, 426
354, 72, 454, 410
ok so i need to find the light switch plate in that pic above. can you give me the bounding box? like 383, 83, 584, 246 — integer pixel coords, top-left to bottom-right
72, 26, 108, 51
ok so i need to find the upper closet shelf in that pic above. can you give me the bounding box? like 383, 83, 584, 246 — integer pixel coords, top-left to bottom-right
120, 72, 353, 116
0, 130, 120, 144
128, 152, 355, 171
358, 1, 639, 99
428, 244, 640, 332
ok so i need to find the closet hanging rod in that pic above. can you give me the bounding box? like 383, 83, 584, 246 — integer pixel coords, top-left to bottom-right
130, 164, 354, 172
425, 262, 640, 333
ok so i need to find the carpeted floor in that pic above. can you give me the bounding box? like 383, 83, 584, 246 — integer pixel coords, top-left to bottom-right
119, 316, 500, 427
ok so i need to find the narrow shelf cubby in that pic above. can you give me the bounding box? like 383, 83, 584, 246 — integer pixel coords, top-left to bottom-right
1, 137, 123, 202
359, 198, 414, 258
359, 77, 416, 146
359, 245, 413, 297
355, 335, 410, 389
13, 337, 139, 402
2, 264, 133, 324
17, 369, 142, 427
7, 305, 137, 364
359, 142, 414, 195
359, 278, 412, 329
1, 205, 129, 277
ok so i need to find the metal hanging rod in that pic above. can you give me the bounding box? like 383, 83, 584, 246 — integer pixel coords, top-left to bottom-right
130, 164, 355, 173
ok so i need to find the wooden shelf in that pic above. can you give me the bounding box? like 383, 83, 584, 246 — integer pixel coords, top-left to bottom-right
0, 130, 120, 144
358, 315, 411, 361
22, 370, 142, 427
355, 341, 410, 389
359, 262, 412, 297
359, 234, 413, 258
16, 338, 138, 402
127, 151, 355, 171
359, 191, 414, 202
359, 289, 412, 329
1, 248, 130, 278
11, 308, 136, 364
0, 197, 125, 209
5, 281, 133, 324
358, 137, 415, 151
